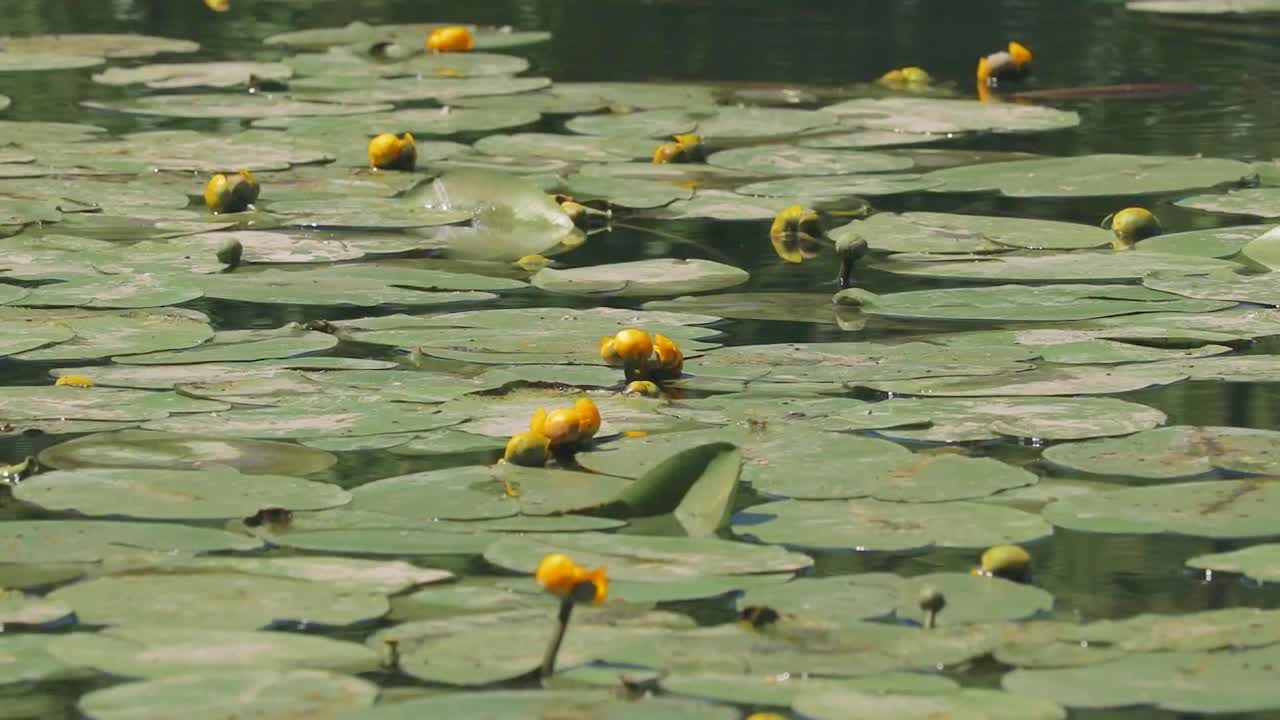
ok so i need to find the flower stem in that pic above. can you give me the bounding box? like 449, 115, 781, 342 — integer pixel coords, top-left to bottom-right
540, 597, 576, 678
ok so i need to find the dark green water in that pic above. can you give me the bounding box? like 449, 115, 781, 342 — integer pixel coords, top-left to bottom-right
3, 1, 1280, 718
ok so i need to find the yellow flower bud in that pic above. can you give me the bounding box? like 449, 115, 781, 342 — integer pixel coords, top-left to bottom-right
612, 329, 653, 366
426, 25, 475, 53
503, 431, 550, 467
54, 375, 95, 388
574, 398, 601, 439
624, 380, 659, 397
535, 552, 608, 604
368, 132, 417, 171
972, 544, 1032, 582
542, 407, 582, 447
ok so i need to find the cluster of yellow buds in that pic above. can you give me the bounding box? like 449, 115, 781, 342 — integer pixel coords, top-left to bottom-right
203, 170, 260, 214
600, 328, 683, 381
426, 25, 475, 53
652, 133, 704, 164
367, 132, 417, 171
502, 397, 601, 467
877, 66, 932, 89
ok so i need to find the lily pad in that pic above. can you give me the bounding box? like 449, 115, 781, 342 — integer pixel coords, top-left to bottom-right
78, 669, 378, 720
0, 520, 260, 564
823, 96, 1080, 134
484, 532, 813, 580
92, 62, 292, 89
38, 429, 336, 475
50, 573, 388, 629
706, 145, 913, 175
1043, 425, 1280, 478
0, 33, 198, 58
796, 687, 1066, 720
532, 258, 749, 297
838, 212, 1112, 253
847, 283, 1234, 321
1044, 479, 1280, 537
48, 627, 380, 678
83, 94, 391, 119
733, 498, 1053, 551
1187, 544, 1280, 583
926, 154, 1255, 197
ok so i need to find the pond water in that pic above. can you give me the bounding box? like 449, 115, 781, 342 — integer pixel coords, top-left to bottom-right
4, 0, 1280, 718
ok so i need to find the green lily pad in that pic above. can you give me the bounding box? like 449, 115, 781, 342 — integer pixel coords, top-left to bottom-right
1145, 267, 1280, 306
51, 573, 388, 629
0, 33, 197, 58
822, 96, 1080, 134
15, 466, 350, 520
563, 173, 694, 208
10, 307, 213, 362
83, 94, 391, 119
861, 363, 1189, 397
0, 385, 226, 422
707, 145, 913, 175
48, 627, 379, 679
1188, 544, 1280, 583
196, 265, 516, 306
1043, 425, 1280, 478
1002, 644, 1280, 713
0, 520, 260, 563
1140, 224, 1277, 258
796, 687, 1066, 720
736, 173, 939, 199
78, 669, 378, 720
532, 258, 749, 297
38, 429, 336, 475
874, 251, 1242, 282
662, 671, 958, 708
51, 357, 396, 390
92, 61, 292, 89
847, 283, 1234, 321
871, 396, 1168, 443
352, 690, 737, 720
1044, 479, 1280, 537
141, 400, 461, 439
734, 498, 1053, 551
927, 154, 1255, 197
0, 636, 72, 685
0, 590, 73, 627
1128, 0, 1280, 11
351, 464, 631, 520
484, 532, 813, 580
839, 212, 1111, 254
0, 51, 103, 70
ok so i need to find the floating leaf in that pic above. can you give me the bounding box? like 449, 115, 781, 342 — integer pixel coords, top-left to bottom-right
48, 628, 380, 679
533, 258, 749, 297
823, 97, 1080, 134
733, 498, 1053, 551
1043, 425, 1280, 478
706, 146, 913, 175
926, 154, 1255, 197
78, 669, 378, 720
0, 520, 260, 564
1044, 479, 1280, 537
837, 212, 1111, 253
51, 573, 387, 629
484, 532, 813, 580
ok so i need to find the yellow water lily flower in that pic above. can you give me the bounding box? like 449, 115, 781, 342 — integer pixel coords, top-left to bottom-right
426, 25, 475, 53
972, 544, 1032, 582
367, 132, 417, 171
203, 169, 259, 214
1102, 207, 1162, 250
535, 552, 608, 604
503, 430, 550, 467
54, 375, 94, 388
